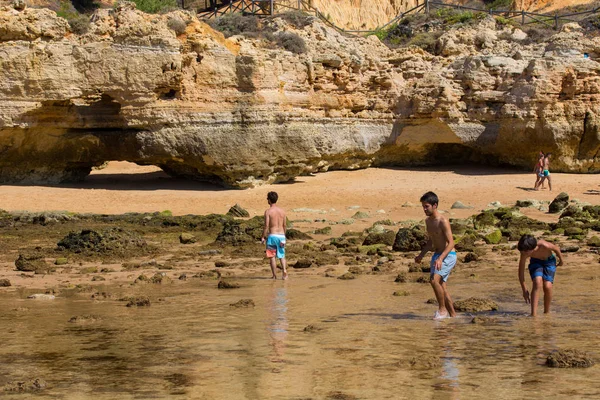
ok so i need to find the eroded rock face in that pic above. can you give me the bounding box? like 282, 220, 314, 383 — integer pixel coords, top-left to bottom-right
2, 5, 600, 187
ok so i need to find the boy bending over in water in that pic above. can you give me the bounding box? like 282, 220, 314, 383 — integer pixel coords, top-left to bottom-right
415, 192, 457, 320
517, 235, 564, 316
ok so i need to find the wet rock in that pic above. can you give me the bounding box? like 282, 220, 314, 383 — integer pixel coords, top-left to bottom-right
199, 249, 222, 256
314, 253, 339, 266
471, 316, 498, 324
393, 291, 409, 296
415, 275, 429, 284
134, 274, 149, 284
68, 315, 101, 324
214, 261, 230, 268
409, 355, 441, 370
451, 201, 472, 209
392, 226, 428, 252
227, 204, 249, 218
217, 280, 240, 289
587, 236, 600, 247
352, 211, 370, 219
449, 218, 471, 235
549, 192, 569, 213
455, 234, 477, 252
15, 253, 52, 274
515, 199, 536, 208
230, 299, 255, 308
179, 233, 196, 244
126, 296, 151, 307
91, 276, 105, 281
426, 298, 438, 304
337, 272, 355, 280
313, 226, 332, 235
483, 229, 502, 244
178, 273, 187, 280
3, 378, 47, 392
560, 245, 580, 253
453, 297, 498, 312
394, 273, 407, 283
362, 230, 395, 246
27, 294, 55, 300
564, 227, 583, 236
339, 218, 355, 225
546, 349, 595, 368
294, 259, 315, 269
80, 266, 98, 274
303, 324, 322, 332
347, 266, 364, 275
463, 252, 478, 263
0, 279, 11, 287
150, 272, 171, 284
54, 257, 68, 265
326, 391, 357, 400
57, 228, 147, 255
193, 270, 221, 279
215, 216, 263, 246
286, 229, 312, 240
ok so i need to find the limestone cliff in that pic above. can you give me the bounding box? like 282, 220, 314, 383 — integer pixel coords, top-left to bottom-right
1, 2, 600, 187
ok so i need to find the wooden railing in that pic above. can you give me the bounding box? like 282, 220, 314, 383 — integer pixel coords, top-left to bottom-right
196, 0, 600, 35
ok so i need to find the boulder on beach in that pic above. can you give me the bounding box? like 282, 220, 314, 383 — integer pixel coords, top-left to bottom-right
453, 297, 498, 312
218, 280, 240, 289
57, 228, 147, 255
546, 349, 595, 368
392, 226, 427, 252
15, 253, 53, 274
362, 230, 395, 246
227, 204, 250, 218
451, 201, 472, 209
179, 233, 196, 244
549, 192, 569, 213
0, 279, 11, 287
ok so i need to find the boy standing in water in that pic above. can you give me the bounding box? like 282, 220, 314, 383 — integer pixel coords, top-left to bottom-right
415, 192, 457, 320
261, 191, 288, 280
517, 235, 564, 316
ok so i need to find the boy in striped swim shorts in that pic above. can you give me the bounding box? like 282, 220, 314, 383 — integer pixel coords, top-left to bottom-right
261, 191, 288, 280
517, 234, 564, 316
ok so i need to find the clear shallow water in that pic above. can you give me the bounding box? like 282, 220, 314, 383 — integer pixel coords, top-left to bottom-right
1, 275, 599, 399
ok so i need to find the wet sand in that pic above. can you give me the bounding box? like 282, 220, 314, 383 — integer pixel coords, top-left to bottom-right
1, 162, 599, 398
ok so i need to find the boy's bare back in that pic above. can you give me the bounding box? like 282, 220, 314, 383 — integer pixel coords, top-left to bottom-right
265, 206, 286, 235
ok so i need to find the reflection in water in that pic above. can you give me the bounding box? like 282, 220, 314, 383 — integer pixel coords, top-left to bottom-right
433, 324, 460, 399
267, 283, 288, 366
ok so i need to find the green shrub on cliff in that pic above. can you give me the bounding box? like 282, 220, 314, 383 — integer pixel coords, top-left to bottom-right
130, 0, 178, 14
56, 1, 91, 34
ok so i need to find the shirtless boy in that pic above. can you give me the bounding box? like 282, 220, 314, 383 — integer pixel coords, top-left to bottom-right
534, 152, 545, 190
415, 192, 457, 320
261, 191, 288, 280
535, 152, 552, 191
517, 234, 564, 316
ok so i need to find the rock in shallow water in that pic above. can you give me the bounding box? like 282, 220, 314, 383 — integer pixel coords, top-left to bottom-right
453, 297, 498, 312
546, 349, 595, 368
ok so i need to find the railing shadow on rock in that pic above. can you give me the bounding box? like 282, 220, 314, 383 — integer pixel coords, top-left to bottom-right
194, 0, 600, 36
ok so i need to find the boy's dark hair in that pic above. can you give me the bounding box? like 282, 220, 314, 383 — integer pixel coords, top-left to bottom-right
267, 191, 278, 204
420, 191, 439, 206
517, 234, 537, 252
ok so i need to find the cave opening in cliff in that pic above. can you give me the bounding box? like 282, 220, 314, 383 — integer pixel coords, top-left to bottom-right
85, 161, 170, 184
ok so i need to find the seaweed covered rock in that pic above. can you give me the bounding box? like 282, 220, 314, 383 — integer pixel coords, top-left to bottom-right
549, 192, 569, 213
3, 378, 47, 393
455, 233, 477, 252
227, 204, 250, 218
215, 216, 264, 246
57, 228, 147, 256
546, 349, 595, 368
230, 299, 255, 308
363, 230, 395, 246
0, 279, 11, 287
483, 229, 502, 244
15, 253, 53, 274
286, 229, 312, 240
179, 233, 196, 244
453, 297, 498, 312
393, 226, 428, 252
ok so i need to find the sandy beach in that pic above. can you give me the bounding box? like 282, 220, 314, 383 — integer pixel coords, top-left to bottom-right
1, 162, 598, 222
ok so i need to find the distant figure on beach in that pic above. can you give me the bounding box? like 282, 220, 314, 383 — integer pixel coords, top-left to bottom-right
415, 191, 457, 320
534, 151, 545, 190
535, 152, 552, 191
517, 234, 564, 316
261, 191, 288, 280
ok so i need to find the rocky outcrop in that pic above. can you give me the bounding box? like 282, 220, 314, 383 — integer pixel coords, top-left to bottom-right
2, 3, 600, 187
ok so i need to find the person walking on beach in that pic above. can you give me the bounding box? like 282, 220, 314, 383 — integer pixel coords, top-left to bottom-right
534, 151, 545, 190
517, 234, 564, 316
535, 152, 552, 191
261, 191, 288, 280
415, 191, 457, 320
